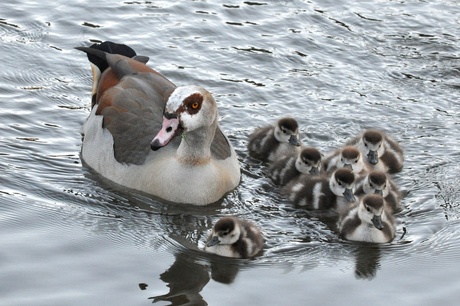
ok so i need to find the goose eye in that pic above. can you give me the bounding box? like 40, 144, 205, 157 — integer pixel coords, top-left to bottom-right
183, 93, 203, 112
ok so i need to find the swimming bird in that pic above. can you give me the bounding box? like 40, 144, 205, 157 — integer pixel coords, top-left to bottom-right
205, 217, 264, 259
338, 194, 396, 243
283, 168, 357, 215
268, 147, 322, 185
247, 117, 301, 162
76, 41, 240, 205
355, 170, 402, 213
347, 129, 404, 173
323, 146, 369, 175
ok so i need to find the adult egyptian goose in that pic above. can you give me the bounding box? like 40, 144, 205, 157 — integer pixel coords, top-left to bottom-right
76, 41, 240, 205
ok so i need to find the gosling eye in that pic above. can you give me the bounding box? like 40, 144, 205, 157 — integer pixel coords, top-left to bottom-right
364, 143, 368, 147
366, 206, 371, 212
354, 159, 358, 163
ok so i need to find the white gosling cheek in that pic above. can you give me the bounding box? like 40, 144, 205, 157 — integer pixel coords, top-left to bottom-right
295, 158, 305, 172
274, 126, 288, 143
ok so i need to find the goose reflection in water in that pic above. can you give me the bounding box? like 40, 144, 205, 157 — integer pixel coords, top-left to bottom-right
148, 252, 209, 305
353, 244, 381, 280
145, 251, 240, 305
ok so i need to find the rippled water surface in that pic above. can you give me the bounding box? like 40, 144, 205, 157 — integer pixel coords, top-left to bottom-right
1, 0, 460, 305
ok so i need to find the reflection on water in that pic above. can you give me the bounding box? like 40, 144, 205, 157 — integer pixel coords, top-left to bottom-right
144, 251, 241, 305
353, 244, 381, 280
208, 258, 240, 284
148, 252, 210, 306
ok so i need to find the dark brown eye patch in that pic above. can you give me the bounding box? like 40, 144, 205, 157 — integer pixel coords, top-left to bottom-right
183, 93, 203, 114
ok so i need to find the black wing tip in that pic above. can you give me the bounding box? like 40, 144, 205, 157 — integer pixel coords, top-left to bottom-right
76, 41, 150, 72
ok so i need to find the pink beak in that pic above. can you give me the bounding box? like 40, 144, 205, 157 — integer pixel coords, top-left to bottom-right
150, 116, 181, 151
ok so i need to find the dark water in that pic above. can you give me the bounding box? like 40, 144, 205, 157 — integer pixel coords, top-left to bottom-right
1, 0, 459, 305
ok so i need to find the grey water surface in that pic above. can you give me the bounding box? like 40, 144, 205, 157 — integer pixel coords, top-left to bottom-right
1, 0, 459, 305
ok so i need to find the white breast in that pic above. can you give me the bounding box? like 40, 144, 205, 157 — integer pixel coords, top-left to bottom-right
347, 225, 387, 243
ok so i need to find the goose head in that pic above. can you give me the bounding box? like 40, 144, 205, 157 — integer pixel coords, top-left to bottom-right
364, 171, 389, 196
330, 168, 356, 202
361, 130, 384, 165
295, 147, 322, 175
151, 85, 217, 150
339, 146, 365, 173
273, 117, 301, 146
206, 217, 241, 247
358, 194, 385, 230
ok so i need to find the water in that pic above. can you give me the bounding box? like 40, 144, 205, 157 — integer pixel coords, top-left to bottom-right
1, 0, 459, 305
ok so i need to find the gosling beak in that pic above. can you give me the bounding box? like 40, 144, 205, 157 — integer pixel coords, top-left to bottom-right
343, 163, 353, 170
206, 236, 221, 247
374, 189, 383, 196
309, 166, 320, 176
367, 150, 379, 165
343, 188, 356, 203
371, 215, 384, 230
288, 135, 300, 146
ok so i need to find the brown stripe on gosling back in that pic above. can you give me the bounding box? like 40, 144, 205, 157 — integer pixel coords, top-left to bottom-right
278, 117, 298, 132
363, 129, 383, 144
341, 146, 360, 159
362, 194, 385, 209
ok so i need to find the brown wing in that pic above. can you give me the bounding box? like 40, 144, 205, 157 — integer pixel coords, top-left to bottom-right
95, 54, 176, 165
